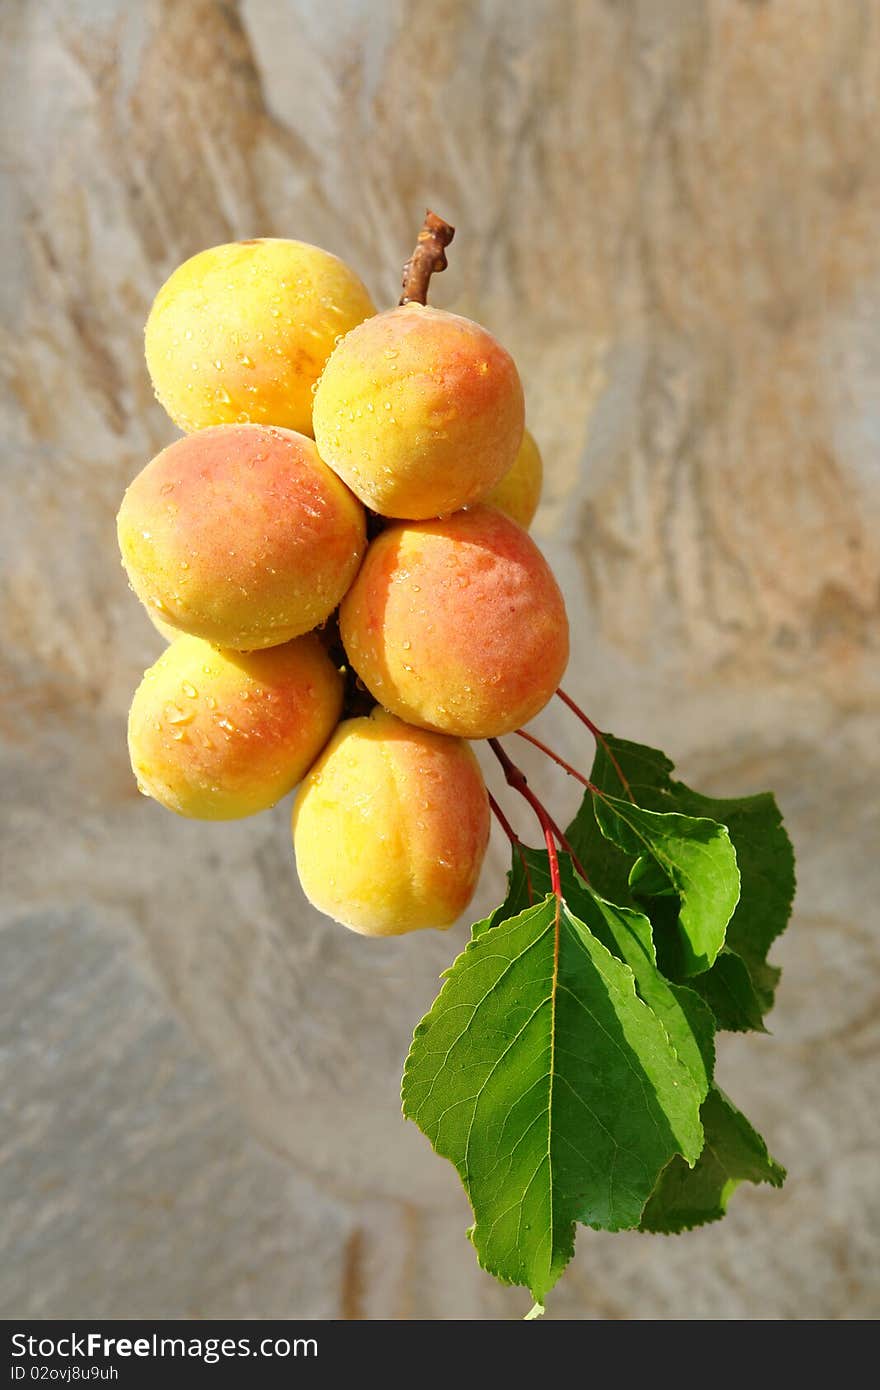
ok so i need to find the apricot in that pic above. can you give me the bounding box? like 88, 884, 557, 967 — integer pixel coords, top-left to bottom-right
128, 633, 343, 820
292, 709, 490, 935
339, 507, 569, 739
483, 428, 543, 530
117, 425, 366, 649
145, 238, 375, 435
148, 610, 180, 644
312, 303, 524, 519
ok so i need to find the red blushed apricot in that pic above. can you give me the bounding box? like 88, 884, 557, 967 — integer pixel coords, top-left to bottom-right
128, 633, 343, 820
312, 304, 524, 519
339, 507, 569, 739
292, 709, 490, 935
117, 425, 366, 650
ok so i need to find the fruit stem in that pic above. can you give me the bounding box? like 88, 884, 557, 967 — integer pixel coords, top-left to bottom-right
488, 739, 590, 892
399, 211, 456, 306
555, 687, 635, 801
514, 728, 597, 793
488, 792, 535, 905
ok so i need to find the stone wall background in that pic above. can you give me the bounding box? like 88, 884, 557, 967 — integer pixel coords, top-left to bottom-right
2, 0, 878, 1318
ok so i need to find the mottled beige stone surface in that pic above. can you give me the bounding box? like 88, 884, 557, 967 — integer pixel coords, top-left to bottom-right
1, 0, 878, 1319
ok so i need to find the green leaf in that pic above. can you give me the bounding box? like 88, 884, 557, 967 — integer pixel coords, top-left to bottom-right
592, 795, 739, 975
648, 900, 768, 1033
629, 855, 677, 898
402, 895, 704, 1302
567, 734, 794, 1014
589, 736, 677, 808
477, 848, 716, 1095
640, 1085, 786, 1233
574, 891, 716, 1097
669, 785, 795, 1014
688, 948, 768, 1033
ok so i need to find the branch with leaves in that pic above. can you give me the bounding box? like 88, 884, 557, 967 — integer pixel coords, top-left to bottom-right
125, 203, 796, 1320
403, 723, 793, 1313
395, 222, 795, 1317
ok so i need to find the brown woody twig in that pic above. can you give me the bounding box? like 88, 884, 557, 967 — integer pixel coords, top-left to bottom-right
400, 211, 455, 305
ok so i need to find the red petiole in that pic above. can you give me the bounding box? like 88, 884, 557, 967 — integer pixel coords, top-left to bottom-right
555, 687, 634, 801
488, 739, 590, 892
488, 792, 535, 905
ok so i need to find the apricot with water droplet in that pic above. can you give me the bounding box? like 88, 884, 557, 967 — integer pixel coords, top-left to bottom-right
292, 709, 490, 934
128, 633, 343, 820
118, 425, 366, 649
313, 304, 524, 519
339, 507, 568, 738
145, 239, 375, 435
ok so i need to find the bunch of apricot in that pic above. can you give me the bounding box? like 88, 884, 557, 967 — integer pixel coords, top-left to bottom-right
119, 235, 569, 935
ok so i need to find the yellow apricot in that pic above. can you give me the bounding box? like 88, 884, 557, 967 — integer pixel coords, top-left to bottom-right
482, 428, 543, 530
312, 303, 524, 519
292, 709, 490, 935
129, 633, 343, 820
339, 507, 569, 739
117, 425, 366, 650
147, 610, 180, 643
145, 238, 375, 435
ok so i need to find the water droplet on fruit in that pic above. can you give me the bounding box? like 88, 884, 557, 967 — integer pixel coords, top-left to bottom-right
207, 695, 217, 709
136, 781, 150, 797
384, 401, 392, 410
401, 640, 411, 650
213, 359, 223, 370
239, 353, 254, 367
165, 702, 193, 725
141, 529, 152, 540
159, 482, 174, 495
181, 681, 197, 698
169, 727, 186, 741
216, 387, 231, 404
